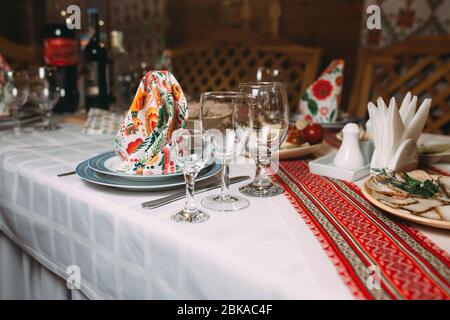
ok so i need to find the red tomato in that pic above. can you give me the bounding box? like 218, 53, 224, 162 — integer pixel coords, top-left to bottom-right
303, 123, 324, 145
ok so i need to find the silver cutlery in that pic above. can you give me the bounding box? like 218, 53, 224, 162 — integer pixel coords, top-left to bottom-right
57, 171, 76, 177
142, 175, 251, 210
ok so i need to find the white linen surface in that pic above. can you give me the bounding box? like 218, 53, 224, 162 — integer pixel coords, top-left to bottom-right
0, 231, 87, 300
0, 125, 448, 300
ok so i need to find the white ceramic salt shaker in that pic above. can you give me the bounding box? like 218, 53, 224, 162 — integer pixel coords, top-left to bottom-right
334, 123, 366, 170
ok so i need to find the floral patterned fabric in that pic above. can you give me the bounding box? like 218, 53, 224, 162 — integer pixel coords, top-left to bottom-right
114, 70, 187, 175
299, 60, 344, 124
362, 0, 450, 48
0, 53, 11, 116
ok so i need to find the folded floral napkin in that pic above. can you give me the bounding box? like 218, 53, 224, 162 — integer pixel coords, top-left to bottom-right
114, 70, 188, 175
368, 92, 431, 172
0, 53, 12, 116
299, 60, 344, 123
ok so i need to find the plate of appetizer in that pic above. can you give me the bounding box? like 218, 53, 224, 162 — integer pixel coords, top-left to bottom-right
290, 112, 364, 130
418, 143, 450, 165
277, 120, 325, 160
362, 169, 450, 230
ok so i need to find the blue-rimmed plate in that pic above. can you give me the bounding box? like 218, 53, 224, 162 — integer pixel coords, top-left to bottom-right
88, 151, 189, 182
77, 159, 221, 191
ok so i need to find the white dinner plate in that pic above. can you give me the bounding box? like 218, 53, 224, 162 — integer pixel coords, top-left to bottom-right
77, 159, 222, 191
88, 151, 190, 182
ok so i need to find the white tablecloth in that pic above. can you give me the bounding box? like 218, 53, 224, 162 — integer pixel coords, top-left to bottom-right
0, 125, 449, 300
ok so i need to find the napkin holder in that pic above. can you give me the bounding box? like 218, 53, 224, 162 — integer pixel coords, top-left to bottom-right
309, 152, 370, 182
368, 93, 431, 173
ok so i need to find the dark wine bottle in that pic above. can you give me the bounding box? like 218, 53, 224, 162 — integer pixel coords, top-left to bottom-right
43, 24, 79, 114
83, 9, 109, 111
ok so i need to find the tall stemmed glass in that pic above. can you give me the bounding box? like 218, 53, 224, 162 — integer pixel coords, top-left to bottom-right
170, 128, 213, 223
3, 71, 29, 135
200, 92, 250, 212
28, 66, 61, 131
236, 82, 289, 197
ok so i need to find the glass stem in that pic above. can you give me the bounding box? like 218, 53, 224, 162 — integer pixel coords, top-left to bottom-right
220, 161, 231, 201
12, 107, 21, 135
253, 148, 271, 188
183, 172, 198, 215
45, 110, 53, 128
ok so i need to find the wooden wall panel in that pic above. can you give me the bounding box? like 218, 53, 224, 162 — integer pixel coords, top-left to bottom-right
167, 0, 365, 109
0, 0, 45, 46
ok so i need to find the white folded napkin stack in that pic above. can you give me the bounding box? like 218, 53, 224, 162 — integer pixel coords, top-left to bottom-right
368, 92, 431, 172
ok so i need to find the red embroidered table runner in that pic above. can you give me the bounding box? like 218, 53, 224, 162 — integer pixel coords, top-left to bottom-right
275, 160, 450, 300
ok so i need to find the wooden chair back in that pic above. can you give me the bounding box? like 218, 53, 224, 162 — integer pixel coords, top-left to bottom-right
349, 36, 450, 133
0, 37, 41, 69
171, 30, 321, 111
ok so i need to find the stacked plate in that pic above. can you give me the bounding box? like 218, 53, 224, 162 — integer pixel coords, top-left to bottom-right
0, 111, 43, 131
289, 112, 364, 130
76, 151, 221, 191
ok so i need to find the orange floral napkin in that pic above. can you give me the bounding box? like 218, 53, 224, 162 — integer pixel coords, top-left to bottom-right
114, 70, 188, 175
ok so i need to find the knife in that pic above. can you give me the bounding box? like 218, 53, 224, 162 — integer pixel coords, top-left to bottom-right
57, 171, 76, 177
141, 175, 250, 210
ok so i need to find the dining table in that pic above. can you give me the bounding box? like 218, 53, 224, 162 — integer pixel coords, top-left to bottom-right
0, 123, 449, 300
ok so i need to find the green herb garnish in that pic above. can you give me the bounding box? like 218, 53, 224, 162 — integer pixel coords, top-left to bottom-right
391, 174, 440, 197
373, 168, 440, 197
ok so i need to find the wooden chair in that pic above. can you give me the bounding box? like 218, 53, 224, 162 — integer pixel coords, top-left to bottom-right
349, 35, 450, 134
0, 36, 41, 69
171, 30, 321, 111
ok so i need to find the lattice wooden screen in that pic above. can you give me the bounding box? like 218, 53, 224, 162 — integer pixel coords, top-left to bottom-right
109, 0, 167, 68
349, 36, 450, 134
171, 32, 321, 111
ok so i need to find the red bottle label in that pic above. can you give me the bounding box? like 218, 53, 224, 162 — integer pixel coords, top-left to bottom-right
44, 38, 78, 66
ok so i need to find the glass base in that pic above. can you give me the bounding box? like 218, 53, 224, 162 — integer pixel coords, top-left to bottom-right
16, 126, 34, 135
170, 209, 210, 224
239, 181, 285, 198
201, 194, 250, 212
35, 123, 60, 131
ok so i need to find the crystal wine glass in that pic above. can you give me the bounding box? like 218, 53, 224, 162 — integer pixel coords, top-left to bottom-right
28, 66, 61, 131
235, 82, 289, 197
170, 128, 213, 223
3, 71, 29, 135
199, 91, 250, 212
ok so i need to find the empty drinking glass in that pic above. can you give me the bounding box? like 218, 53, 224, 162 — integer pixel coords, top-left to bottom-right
28, 66, 61, 131
3, 71, 29, 135
170, 128, 213, 223
200, 91, 250, 212
235, 82, 289, 198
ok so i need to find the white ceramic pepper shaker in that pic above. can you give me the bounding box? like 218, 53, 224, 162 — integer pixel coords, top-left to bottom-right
334, 123, 366, 170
